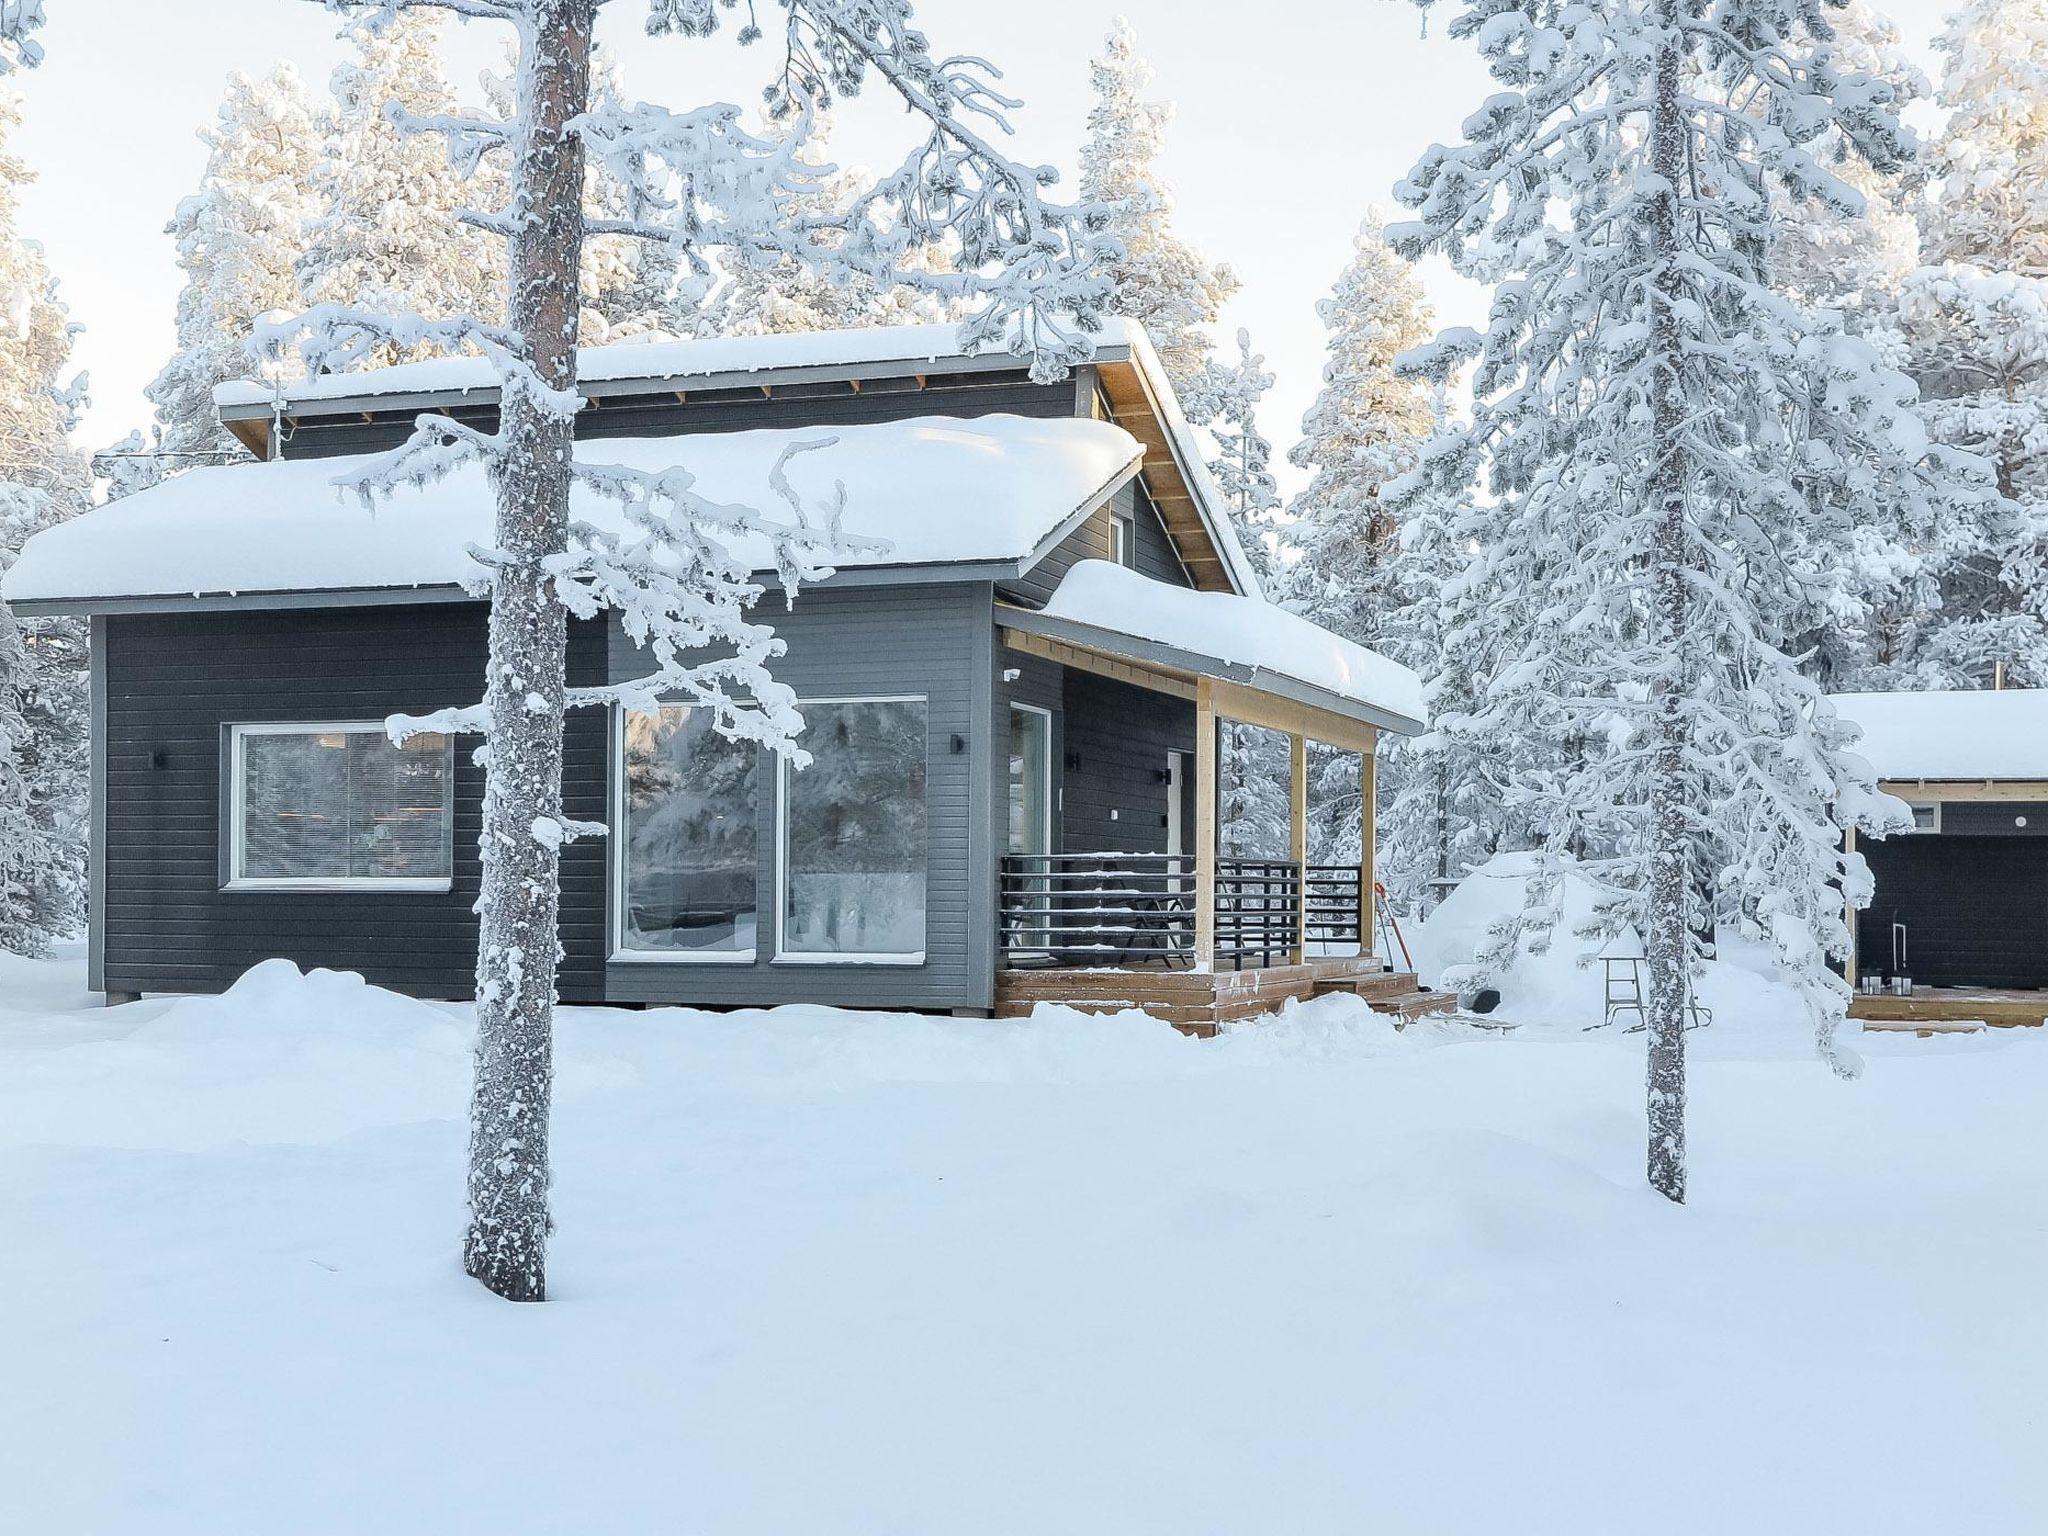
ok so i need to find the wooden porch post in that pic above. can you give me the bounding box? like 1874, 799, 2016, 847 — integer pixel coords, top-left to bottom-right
1842, 827, 1857, 987
1194, 677, 1217, 971
1360, 733, 1378, 968
1290, 732, 1308, 965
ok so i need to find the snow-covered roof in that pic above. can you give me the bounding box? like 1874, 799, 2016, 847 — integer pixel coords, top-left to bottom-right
213, 319, 1145, 411
4, 415, 1141, 609
1016, 560, 1427, 734
1830, 689, 2048, 782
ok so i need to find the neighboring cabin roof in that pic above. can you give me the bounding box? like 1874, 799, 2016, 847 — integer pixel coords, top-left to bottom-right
1002, 560, 1429, 737
209, 317, 1262, 597
4, 415, 1140, 614
1830, 689, 2048, 782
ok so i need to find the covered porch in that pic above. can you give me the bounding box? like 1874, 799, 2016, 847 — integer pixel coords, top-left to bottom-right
990, 563, 1441, 1033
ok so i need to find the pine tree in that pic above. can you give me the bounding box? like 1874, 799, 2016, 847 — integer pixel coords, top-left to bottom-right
1875, 1, 2048, 688
1768, 2, 1924, 316
1393, 0, 1980, 1201
1202, 328, 1280, 579
1921, 0, 2048, 277
1078, 16, 1237, 408
148, 66, 324, 462
297, 10, 505, 364
0, 90, 88, 954
705, 109, 956, 337
1283, 213, 1435, 651
278, 0, 1110, 1302
0, 2, 43, 73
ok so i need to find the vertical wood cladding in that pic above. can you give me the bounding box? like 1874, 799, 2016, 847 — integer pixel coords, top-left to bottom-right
1859, 832, 2048, 989
1058, 670, 1195, 856
603, 581, 992, 1011
99, 605, 609, 1002
1001, 479, 1193, 608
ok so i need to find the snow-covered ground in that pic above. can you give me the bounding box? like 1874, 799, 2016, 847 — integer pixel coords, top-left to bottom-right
2, 947, 2043, 1535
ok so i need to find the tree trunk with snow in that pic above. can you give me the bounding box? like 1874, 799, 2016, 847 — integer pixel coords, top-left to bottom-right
1644, 26, 1687, 1206
464, 0, 592, 1304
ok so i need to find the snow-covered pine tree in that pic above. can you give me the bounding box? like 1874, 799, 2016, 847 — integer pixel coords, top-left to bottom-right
1078, 16, 1236, 410
1874, 1, 2048, 688
280, 0, 1110, 1302
1921, 0, 2048, 278
1391, 0, 1980, 1201
1768, 2, 1923, 317
147, 66, 324, 463
1283, 212, 1435, 652
297, 9, 505, 365
0, 2, 43, 73
0, 90, 88, 954
1203, 328, 1280, 581
704, 108, 956, 337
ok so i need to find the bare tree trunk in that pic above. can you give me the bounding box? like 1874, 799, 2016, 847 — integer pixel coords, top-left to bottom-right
464, 0, 594, 1303
1644, 22, 1689, 1205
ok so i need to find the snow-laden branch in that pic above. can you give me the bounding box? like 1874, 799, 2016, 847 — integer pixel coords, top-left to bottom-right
0, 0, 44, 72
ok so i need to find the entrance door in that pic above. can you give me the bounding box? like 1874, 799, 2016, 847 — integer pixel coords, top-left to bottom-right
1008, 706, 1053, 953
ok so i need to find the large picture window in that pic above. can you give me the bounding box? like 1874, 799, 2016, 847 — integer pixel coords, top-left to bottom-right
229, 723, 453, 889
617, 705, 760, 959
778, 697, 929, 961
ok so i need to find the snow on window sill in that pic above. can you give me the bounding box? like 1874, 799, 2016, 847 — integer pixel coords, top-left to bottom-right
771, 951, 928, 968
608, 949, 758, 966
221, 878, 453, 894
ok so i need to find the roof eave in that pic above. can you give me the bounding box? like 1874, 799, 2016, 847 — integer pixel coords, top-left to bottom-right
995, 603, 1426, 738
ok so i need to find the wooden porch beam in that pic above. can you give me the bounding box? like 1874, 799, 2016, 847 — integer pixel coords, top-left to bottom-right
1877, 778, 2048, 802
999, 629, 1197, 699
1207, 676, 1379, 754
1195, 677, 1217, 972
1290, 732, 1308, 965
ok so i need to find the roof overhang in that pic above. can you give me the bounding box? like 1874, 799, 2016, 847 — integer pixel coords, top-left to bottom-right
997, 602, 1425, 747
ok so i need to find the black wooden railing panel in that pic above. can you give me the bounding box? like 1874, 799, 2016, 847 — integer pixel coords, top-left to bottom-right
999, 853, 1195, 967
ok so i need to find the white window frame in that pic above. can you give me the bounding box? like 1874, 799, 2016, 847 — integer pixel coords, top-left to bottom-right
1906, 800, 1941, 834
772, 693, 930, 967
609, 702, 761, 965
225, 721, 454, 893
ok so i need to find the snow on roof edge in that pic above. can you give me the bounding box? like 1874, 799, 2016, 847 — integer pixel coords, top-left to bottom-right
1035, 561, 1427, 731
1828, 688, 2048, 782
212, 318, 1141, 411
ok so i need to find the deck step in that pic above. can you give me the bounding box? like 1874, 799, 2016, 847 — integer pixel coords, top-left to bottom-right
1312, 976, 1460, 1023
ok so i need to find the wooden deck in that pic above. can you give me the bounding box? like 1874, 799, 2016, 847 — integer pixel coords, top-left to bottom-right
994, 956, 1453, 1037
1851, 986, 2048, 1033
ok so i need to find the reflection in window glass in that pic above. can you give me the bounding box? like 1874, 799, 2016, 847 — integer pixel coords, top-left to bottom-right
621, 706, 759, 955
783, 699, 928, 956
237, 727, 452, 882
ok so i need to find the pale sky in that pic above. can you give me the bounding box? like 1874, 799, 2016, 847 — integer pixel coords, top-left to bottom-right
12, 0, 1962, 488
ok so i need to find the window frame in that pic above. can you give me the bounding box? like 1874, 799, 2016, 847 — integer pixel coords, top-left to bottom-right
772, 693, 931, 968
1906, 800, 1942, 834
1007, 702, 1054, 857
223, 720, 455, 893
609, 702, 764, 966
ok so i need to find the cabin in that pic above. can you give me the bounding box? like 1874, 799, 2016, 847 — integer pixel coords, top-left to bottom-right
4, 320, 1438, 1033
1834, 688, 2048, 1029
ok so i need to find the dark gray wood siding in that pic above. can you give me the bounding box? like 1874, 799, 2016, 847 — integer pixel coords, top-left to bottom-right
97, 604, 609, 1002
277, 373, 1071, 461
999, 478, 1192, 607
1058, 671, 1195, 856
1859, 831, 2048, 989
605, 581, 994, 1011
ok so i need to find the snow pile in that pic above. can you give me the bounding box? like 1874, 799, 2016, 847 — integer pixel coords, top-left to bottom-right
3, 415, 1141, 605
1413, 851, 1812, 1035
1039, 559, 1428, 726
1829, 687, 2048, 781
1, 953, 2043, 1532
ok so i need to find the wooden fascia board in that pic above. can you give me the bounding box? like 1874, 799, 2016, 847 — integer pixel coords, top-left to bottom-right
1877, 778, 2048, 802
1095, 358, 1242, 595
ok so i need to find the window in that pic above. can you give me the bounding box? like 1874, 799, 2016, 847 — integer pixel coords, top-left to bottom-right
229, 723, 453, 889
1111, 511, 1137, 569
1908, 802, 1940, 833
616, 705, 760, 960
778, 697, 929, 961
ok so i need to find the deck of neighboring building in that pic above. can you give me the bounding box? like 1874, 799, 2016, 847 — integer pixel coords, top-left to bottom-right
994, 955, 1454, 1036
1851, 987, 2048, 1034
